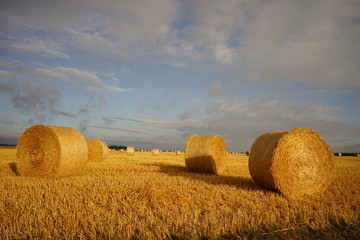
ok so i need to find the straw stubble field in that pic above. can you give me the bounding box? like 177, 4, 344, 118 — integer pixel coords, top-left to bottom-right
0, 146, 359, 239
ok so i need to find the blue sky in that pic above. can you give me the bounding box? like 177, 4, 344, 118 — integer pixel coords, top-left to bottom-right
0, 0, 359, 152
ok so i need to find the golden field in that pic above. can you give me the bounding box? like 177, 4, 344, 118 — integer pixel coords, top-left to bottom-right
0, 146, 359, 239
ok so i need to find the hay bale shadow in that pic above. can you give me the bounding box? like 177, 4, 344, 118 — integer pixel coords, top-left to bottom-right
8, 162, 19, 175
140, 163, 266, 192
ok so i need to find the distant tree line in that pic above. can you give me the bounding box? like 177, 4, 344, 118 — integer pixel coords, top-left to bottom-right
108, 145, 127, 150
337, 152, 360, 156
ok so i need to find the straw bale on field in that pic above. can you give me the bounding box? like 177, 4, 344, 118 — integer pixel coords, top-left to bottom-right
126, 146, 135, 155
86, 138, 109, 162
185, 134, 227, 175
248, 128, 334, 198
152, 149, 160, 156
16, 124, 87, 178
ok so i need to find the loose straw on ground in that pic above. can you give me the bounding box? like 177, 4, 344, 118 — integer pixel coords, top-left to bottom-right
185, 134, 227, 175
86, 138, 109, 162
248, 128, 334, 198
16, 124, 87, 178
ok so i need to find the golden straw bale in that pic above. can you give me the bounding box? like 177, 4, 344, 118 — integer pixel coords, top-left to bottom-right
126, 146, 135, 156
16, 124, 87, 178
152, 149, 160, 156
86, 138, 109, 162
185, 134, 227, 175
176, 151, 182, 155
248, 128, 334, 198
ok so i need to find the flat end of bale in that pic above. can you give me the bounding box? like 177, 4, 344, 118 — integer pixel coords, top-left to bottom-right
16, 124, 87, 178
272, 128, 334, 198
249, 128, 334, 198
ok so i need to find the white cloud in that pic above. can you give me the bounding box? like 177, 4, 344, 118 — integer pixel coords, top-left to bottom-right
54, 67, 102, 84
0, 70, 15, 78
10, 37, 70, 59
104, 85, 130, 93
2, 0, 357, 88
33, 68, 69, 82
230, 0, 360, 88
1, 0, 179, 59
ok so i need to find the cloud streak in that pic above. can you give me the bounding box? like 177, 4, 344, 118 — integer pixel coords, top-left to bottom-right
1, 61, 130, 93
115, 117, 204, 129
10, 37, 70, 59
85, 124, 147, 134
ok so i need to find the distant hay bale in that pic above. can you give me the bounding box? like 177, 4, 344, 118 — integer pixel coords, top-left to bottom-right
86, 138, 109, 162
16, 124, 87, 178
334, 152, 342, 156
126, 146, 135, 156
176, 150, 182, 155
185, 134, 227, 175
245, 150, 250, 156
248, 128, 334, 198
152, 149, 160, 156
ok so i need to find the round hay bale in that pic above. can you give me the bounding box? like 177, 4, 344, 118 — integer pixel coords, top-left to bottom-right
16, 124, 87, 178
185, 134, 227, 175
152, 148, 160, 156
126, 146, 135, 156
248, 128, 334, 198
86, 138, 109, 162
176, 150, 182, 155
245, 150, 250, 156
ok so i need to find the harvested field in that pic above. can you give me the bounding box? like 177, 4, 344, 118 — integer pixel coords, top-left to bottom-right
0, 148, 359, 239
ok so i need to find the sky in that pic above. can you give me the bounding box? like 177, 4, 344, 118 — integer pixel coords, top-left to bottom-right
0, 0, 359, 152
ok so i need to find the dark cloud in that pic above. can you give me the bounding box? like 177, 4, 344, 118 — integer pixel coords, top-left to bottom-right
0, 80, 61, 123
11, 81, 60, 113
178, 107, 201, 121
102, 117, 113, 125
52, 110, 77, 118
0, 80, 18, 93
